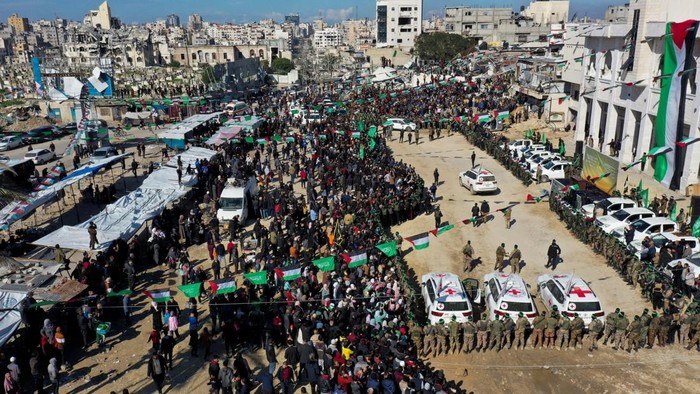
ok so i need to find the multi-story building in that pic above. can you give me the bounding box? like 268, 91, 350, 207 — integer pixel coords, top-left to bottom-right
8, 13, 30, 34
376, 0, 423, 48
189, 14, 203, 31
84, 1, 119, 30
166, 14, 181, 28
313, 28, 341, 49
341, 19, 375, 49
521, 0, 569, 25
285, 14, 300, 26
574, 0, 700, 191
444, 6, 552, 47
604, 4, 630, 23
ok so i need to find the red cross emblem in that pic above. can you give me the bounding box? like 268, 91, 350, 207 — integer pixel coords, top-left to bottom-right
435, 273, 448, 277
442, 288, 458, 296
499, 274, 509, 278
508, 289, 522, 296
569, 287, 593, 298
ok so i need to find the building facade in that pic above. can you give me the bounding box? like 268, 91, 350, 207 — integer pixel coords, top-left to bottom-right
313, 28, 341, 49
444, 6, 551, 47
188, 14, 203, 31
522, 0, 569, 25
574, 0, 700, 191
376, 0, 423, 48
8, 14, 30, 34
166, 14, 181, 28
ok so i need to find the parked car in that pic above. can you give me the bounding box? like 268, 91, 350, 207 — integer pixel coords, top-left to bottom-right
422, 272, 480, 324
523, 151, 560, 171
0, 135, 23, 151
612, 217, 678, 244
386, 118, 417, 131
581, 197, 638, 218
537, 274, 605, 328
21, 126, 57, 144
24, 148, 56, 165
504, 139, 533, 153
595, 207, 656, 234
483, 272, 538, 324
91, 146, 119, 161
662, 253, 700, 285
628, 232, 700, 259
459, 167, 498, 194
530, 160, 570, 182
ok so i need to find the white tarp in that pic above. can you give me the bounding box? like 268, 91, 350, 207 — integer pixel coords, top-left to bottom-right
123, 112, 152, 120
165, 147, 217, 169
32, 167, 199, 251
0, 291, 26, 346
158, 112, 224, 140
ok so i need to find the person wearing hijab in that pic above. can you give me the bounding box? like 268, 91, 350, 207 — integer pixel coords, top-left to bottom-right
4, 372, 19, 394
41, 318, 56, 344
47, 358, 60, 394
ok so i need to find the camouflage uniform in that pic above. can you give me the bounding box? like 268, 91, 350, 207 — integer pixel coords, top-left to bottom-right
462, 319, 476, 353
514, 315, 528, 350
476, 316, 490, 352
434, 323, 447, 356
587, 316, 603, 351
557, 315, 571, 350
530, 312, 546, 349
422, 325, 435, 356
488, 317, 505, 351
448, 318, 460, 354
410, 324, 423, 354
570, 315, 585, 348
502, 315, 515, 349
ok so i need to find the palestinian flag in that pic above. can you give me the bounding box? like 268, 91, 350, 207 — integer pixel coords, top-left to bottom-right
558, 96, 569, 105
342, 251, 368, 268
430, 224, 455, 237
404, 233, 430, 250
318, 134, 327, 140
494, 110, 510, 120
350, 131, 361, 139
474, 114, 491, 123
333, 129, 345, 135
244, 271, 268, 285
647, 146, 673, 158
455, 116, 465, 123
276, 265, 302, 281
622, 159, 644, 171
375, 241, 397, 257
177, 283, 202, 298
312, 256, 335, 272
526, 194, 541, 202
256, 138, 270, 145
676, 136, 700, 148
142, 289, 172, 303
462, 217, 477, 224
654, 20, 700, 189
589, 172, 611, 183
209, 279, 237, 295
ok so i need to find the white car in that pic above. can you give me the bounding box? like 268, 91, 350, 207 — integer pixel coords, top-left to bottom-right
483, 272, 538, 324
24, 148, 55, 165
530, 160, 570, 182
594, 207, 656, 234
581, 197, 637, 218
504, 139, 533, 153
91, 146, 119, 161
662, 253, 700, 285
612, 217, 678, 244
0, 135, 23, 151
520, 145, 546, 160
524, 151, 560, 171
537, 274, 605, 328
459, 167, 498, 194
386, 118, 417, 131
301, 111, 322, 126
628, 232, 700, 259
421, 272, 480, 324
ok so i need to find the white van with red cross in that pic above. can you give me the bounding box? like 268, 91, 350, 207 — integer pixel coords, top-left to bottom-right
482, 272, 538, 325
537, 274, 605, 328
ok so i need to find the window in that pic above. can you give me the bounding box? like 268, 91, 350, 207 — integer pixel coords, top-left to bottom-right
397, 39, 403, 43
192, 53, 196, 60
480, 24, 489, 29
547, 281, 565, 304
426, 281, 435, 301
223, 52, 227, 59
180, 54, 185, 60
212, 53, 217, 60
488, 279, 499, 299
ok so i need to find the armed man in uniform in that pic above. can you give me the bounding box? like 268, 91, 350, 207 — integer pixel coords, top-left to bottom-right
587, 314, 603, 352
514, 312, 528, 350
462, 316, 476, 353
448, 316, 460, 354
557, 312, 571, 351
626, 315, 642, 352
570, 313, 585, 349
502, 314, 515, 349
422, 323, 435, 357
476, 313, 490, 352
544, 312, 559, 349
434, 319, 447, 356
530, 311, 546, 349
612, 311, 630, 350
488, 315, 505, 352
603, 308, 619, 345
410, 322, 423, 355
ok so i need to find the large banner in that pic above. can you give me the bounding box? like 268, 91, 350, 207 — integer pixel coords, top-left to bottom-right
582, 146, 619, 194
653, 20, 699, 190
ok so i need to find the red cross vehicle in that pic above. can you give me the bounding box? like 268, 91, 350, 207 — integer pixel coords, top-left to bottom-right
537, 273, 605, 328
482, 272, 538, 324
421, 272, 480, 325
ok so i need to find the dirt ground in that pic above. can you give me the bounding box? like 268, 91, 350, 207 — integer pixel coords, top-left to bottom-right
38, 120, 700, 393
389, 126, 700, 393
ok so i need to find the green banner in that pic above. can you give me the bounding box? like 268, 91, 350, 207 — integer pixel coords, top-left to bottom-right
177, 282, 202, 298
312, 256, 335, 272
244, 271, 268, 285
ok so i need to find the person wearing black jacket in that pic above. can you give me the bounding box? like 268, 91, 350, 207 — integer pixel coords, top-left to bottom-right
546, 240, 562, 269
147, 351, 168, 394
160, 333, 175, 369
283, 340, 300, 375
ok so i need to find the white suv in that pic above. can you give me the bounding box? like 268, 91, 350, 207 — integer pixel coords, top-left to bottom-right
459, 167, 498, 194
422, 272, 479, 324
386, 118, 417, 131
537, 274, 605, 328
581, 197, 637, 218
595, 207, 655, 234
483, 272, 538, 325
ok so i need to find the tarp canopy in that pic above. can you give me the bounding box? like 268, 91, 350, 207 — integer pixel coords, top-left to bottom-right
123, 111, 152, 120
0, 291, 26, 346
158, 112, 223, 149
0, 153, 133, 230
205, 126, 242, 146
223, 115, 263, 132
165, 147, 217, 169
32, 165, 203, 251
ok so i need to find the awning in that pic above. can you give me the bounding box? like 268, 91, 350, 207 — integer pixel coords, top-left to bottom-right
0, 291, 26, 346
205, 126, 242, 146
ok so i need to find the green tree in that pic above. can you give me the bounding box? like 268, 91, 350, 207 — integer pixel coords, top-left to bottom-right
200, 64, 217, 86
414, 32, 477, 62
321, 53, 340, 78
271, 58, 294, 75
167, 60, 181, 68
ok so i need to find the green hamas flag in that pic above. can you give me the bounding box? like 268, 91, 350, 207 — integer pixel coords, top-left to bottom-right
177, 282, 202, 298
375, 241, 397, 257
368, 126, 377, 138
359, 146, 365, 159
640, 188, 649, 208
106, 289, 132, 297
272, 135, 283, 142
244, 271, 268, 285
358, 120, 365, 132
559, 141, 566, 155
244, 136, 254, 143
312, 256, 335, 272
369, 138, 376, 151
693, 216, 700, 237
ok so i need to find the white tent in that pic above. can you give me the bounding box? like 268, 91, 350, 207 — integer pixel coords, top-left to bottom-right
0, 291, 25, 346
